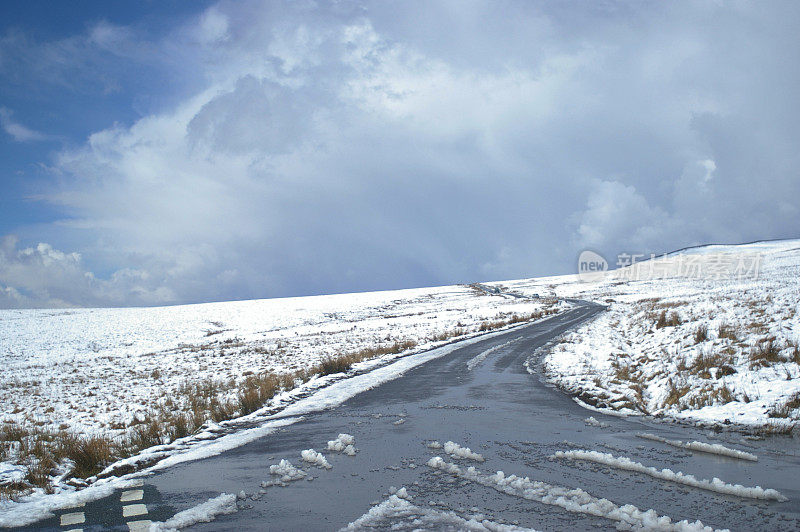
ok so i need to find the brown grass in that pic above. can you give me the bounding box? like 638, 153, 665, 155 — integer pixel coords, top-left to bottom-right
789, 340, 800, 365
655, 310, 682, 329
749, 337, 782, 368
663, 379, 690, 409
683, 384, 736, 409
477, 309, 557, 333
0, 335, 431, 496
654, 300, 686, 309
717, 323, 738, 341
237, 372, 284, 415
688, 350, 732, 378
769, 393, 800, 419
0, 309, 562, 496
611, 359, 634, 382
694, 324, 708, 343
127, 418, 166, 450
59, 435, 113, 478
759, 422, 795, 435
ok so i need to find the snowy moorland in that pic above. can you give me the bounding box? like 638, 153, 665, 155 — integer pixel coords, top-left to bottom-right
0, 283, 562, 496
496, 239, 800, 432
1, 238, 797, 503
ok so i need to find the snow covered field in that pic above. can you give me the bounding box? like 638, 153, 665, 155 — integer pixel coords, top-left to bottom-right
1, 238, 797, 504
494, 239, 800, 431
0, 282, 562, 495
0, 285, 559, 435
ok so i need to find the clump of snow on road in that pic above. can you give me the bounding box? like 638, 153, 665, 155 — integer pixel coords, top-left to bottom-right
327, 433, 357, 456
426, 457, 715, 531
426, 441, 443, 449
638, 433, 757, 461
529, 240, 800, 430
444, 441, 484, 462
342, 494, 533, 531
388, 486, 411, 500
300, 449, 332, 469
268, 459, 307, 482
583, 416, 609, 428
150, 492, 238, 531
553, 449, 784, 501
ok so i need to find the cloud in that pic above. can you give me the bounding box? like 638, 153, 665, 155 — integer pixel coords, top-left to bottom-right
0, 235, 177, 308
2, 0, 800, 307
0, 107, 49, 142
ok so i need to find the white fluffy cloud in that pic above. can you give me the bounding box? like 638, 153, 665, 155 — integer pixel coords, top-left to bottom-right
0, 235, 176, 308
3, 1, 800, 307
0, 107, 49, 142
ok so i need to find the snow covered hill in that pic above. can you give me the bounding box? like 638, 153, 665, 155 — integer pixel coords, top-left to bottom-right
497, 239, 800, 431
0, 282, 564, 496
1, 238, 797, 501
0, 284, 565, 436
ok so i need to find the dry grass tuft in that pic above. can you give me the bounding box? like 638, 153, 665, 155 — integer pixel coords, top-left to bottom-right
789, 340, 800, 365
760, 422, 795, 435
684, 384, 736, 408
717, 323, 738, 341
749, 337, 782, 368
694, 324, 708, 343
663, 379, 691, 408
655, 310, 682, 329
688, 350, 733, 378
769, 392, 800, 419
477, 309, 557, 333
59, 435, 113, 478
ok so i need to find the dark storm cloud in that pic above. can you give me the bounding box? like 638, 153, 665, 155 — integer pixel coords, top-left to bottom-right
1, 0, 798, 307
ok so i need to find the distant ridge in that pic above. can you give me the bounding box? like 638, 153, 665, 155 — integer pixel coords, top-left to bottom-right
661, 237, 799, 257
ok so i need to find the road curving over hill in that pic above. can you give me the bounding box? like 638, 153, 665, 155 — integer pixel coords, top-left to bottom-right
18, 301, 800, 531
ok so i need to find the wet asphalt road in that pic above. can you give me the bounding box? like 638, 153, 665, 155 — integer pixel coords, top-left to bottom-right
28, 302, 800, 531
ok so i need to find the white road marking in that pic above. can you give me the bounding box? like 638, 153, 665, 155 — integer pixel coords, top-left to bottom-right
120, 489, 144, 502
129, 478, 144, 487
122, 504, 148, 517
60, 512, 85, 526
127, 520, 153, 532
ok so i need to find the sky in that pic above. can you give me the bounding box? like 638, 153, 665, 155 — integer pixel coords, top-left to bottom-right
0, 0, 798, 309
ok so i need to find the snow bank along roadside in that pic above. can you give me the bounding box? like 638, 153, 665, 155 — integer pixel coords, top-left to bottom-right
0, 283, 565, 498
0, 326, 530, 526
504, 239, 800, 432
552, 450, 786, 501
426, 455, 719, 531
